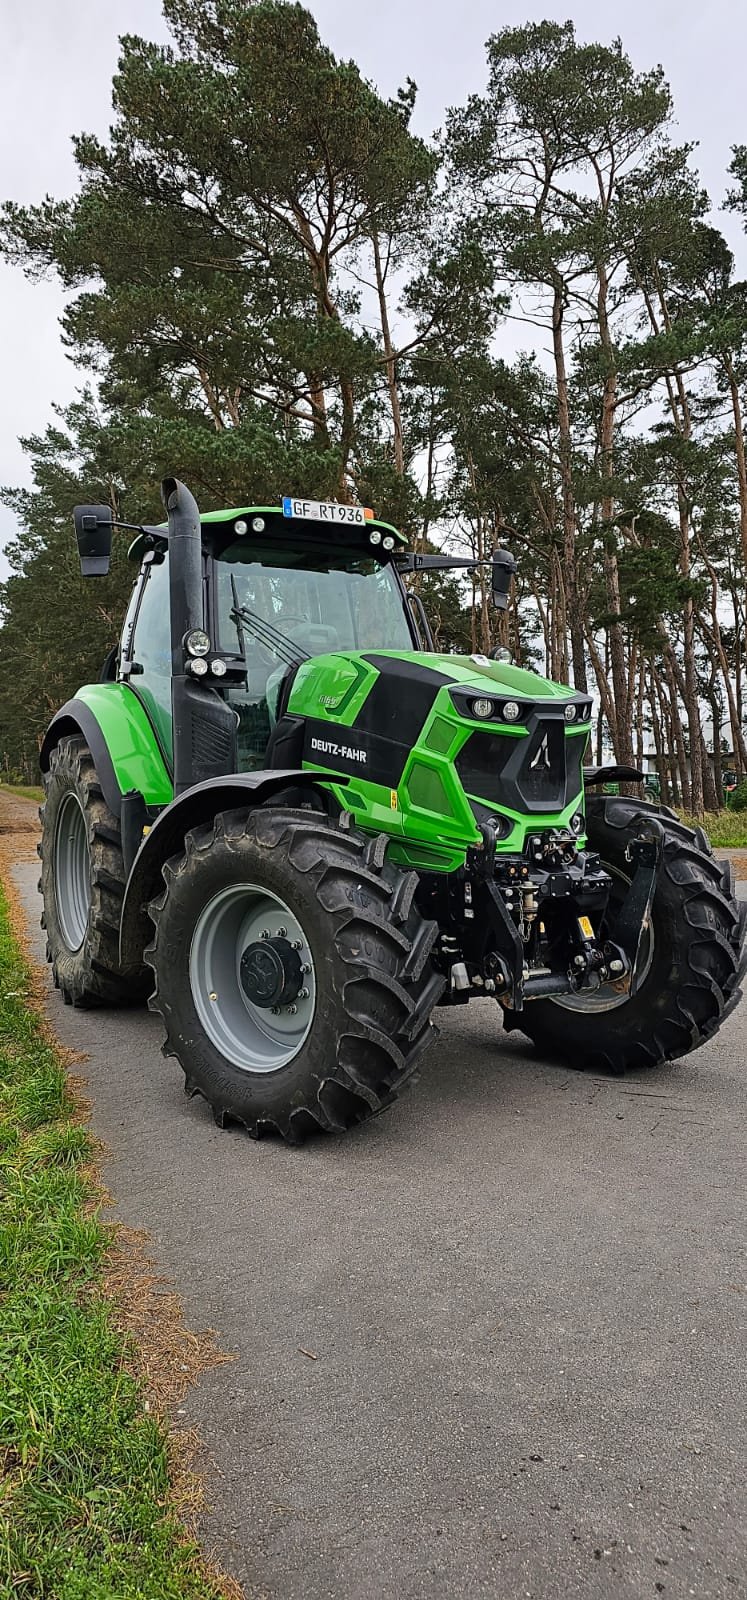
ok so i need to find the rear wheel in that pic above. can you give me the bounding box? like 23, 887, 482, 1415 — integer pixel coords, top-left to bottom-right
39, 734, 148, 1006
506, 795, 747, 1072
146, 807, 445, 1140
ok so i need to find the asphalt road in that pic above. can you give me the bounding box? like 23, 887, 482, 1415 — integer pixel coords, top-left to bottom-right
8, 822, 747, 1600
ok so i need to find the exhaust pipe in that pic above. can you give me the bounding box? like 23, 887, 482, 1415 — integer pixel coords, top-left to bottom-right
160, 476, 237, 796
161, 477, 204, 676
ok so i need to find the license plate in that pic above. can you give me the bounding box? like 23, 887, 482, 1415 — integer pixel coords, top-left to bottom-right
282, 497, 371, 526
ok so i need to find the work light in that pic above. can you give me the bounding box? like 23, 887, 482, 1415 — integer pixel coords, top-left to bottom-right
185, 629, 211, 657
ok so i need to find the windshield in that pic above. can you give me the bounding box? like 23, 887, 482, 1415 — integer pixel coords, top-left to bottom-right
214, 541, 413, 659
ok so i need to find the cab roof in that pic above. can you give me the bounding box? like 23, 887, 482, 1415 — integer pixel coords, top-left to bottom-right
128, 504, 407, 562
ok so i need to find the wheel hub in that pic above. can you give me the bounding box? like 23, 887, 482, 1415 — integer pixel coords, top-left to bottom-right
188, 882, 316, 1073
239, 937, 303, 1009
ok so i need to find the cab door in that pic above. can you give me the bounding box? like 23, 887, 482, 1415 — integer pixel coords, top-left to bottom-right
119, 552, 174, 767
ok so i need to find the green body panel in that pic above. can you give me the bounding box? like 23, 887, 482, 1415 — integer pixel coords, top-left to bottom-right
73, 684, 173, 806
288, 649, 591, 871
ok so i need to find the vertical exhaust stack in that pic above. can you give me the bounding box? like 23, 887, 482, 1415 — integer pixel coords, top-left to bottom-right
160, 476, 237, 796
161, 477, 204, 676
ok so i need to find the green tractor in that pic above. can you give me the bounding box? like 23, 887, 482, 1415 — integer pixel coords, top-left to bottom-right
39, 480, 746, 1140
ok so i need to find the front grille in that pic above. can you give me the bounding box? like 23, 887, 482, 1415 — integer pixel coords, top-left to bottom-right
516, 721, 566, 806
455, 718, 579, 815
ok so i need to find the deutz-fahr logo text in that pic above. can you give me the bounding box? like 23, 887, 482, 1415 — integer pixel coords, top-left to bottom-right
310, 736, 368, 765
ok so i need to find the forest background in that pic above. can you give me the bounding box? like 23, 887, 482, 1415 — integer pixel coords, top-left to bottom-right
2, 0, 747, 817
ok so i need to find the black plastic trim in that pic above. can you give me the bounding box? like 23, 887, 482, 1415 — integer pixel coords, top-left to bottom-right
584, 765, 644, 786
118, 768, 349, 968
39, 700, 123, 818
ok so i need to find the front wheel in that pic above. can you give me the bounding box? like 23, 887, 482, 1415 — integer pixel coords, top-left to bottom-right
507, 795, 747, 1072
145, 808, 445, 1140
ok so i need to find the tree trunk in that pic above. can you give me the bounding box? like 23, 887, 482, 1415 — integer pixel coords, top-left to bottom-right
550, 281, 587, 691
371, 226, 405, 476
647, 662, 670, 805
723, 352, 747, 577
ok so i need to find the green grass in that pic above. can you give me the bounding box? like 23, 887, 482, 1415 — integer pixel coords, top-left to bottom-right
677, 809, 747, 848
0, 886, 228, 1600
0, 784, 44, 804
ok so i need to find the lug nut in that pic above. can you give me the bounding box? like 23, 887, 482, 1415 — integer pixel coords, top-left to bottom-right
291, 939, 303, 949
298, 987, 309, 1000
271, 1005, 281, 1015
260, 929, 270, 939
286, 1003, 298, 1015
302, 963, 312, 974
277, 926, 287, 937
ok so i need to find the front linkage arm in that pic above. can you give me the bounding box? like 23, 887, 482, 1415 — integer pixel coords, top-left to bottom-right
606, 818, 665, 998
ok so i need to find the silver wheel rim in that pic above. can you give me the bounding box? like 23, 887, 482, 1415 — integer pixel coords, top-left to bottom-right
54, 792, 91, 952
189, 883, 316, 1073
552, 863, 655, 1014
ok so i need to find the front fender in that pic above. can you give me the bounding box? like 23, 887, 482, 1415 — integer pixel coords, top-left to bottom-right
40, 686, 173, 817
118, 768, 347, 969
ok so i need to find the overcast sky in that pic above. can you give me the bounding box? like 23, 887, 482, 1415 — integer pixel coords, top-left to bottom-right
1, 0, 746, 577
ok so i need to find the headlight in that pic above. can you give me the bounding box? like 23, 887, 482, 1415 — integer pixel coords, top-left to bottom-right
502, 701, 520, 722
471, 698, 494, 719
570, 811, 584, 834
211, 658, 227, 677
564, 703, 577, 722
189, 656, 208, 676
186, 629, 211, 657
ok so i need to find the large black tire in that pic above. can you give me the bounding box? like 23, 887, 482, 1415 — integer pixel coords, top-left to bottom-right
145, 807, 446, 1140
507, 795, 747, 1072
39, 734, 149, 1006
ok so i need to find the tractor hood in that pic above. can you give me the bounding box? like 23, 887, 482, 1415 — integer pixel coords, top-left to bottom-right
283, 648, 593, 852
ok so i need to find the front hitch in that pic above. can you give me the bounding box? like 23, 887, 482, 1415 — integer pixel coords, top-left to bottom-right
605, 820, 664, 996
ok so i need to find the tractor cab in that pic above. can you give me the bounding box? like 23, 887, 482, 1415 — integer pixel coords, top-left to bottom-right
120, 501, 417, 775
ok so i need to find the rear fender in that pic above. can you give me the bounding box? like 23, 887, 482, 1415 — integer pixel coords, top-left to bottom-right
40, 686, 173, 818
118, 769, 347, 969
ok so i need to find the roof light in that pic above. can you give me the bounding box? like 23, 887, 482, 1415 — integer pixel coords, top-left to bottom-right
189, 656, 208, 676
210, 658, 227, 677
382, 535, 395, 550
234, 519, 248, 535
251, 516, 265, 533
369, 530, 382, 545
185, 629, 211, 657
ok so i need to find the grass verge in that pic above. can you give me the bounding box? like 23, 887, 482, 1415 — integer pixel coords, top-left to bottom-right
677, 809, 747, 848
0, 881, 237, 1600
0, 784, 44, 805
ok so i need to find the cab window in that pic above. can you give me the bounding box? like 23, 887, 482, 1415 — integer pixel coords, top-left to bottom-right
126, 554, 173, 762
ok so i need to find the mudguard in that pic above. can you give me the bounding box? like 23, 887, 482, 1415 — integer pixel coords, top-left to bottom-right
39, 686, 173, 817
118, 768, 347, 969
583, 764, 644, 786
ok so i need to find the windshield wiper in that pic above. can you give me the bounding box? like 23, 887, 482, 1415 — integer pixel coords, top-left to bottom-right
229, 593, 310, 669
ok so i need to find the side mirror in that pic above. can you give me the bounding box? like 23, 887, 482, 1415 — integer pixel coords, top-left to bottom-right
491, 547, 516, 611
73, 504, 113, 577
